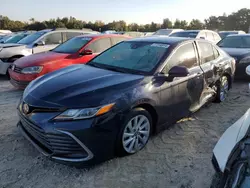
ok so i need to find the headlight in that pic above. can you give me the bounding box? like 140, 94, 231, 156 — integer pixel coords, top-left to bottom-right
21, 48, 32, 56
54, 103, 115, 120
240, 56, 250, 64
21, 66, 43, 74
246, 65, 250, 76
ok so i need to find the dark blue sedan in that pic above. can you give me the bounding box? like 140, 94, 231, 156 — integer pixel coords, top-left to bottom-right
17, 36, 235, 166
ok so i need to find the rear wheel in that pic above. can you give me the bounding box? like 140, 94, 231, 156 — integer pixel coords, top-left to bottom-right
215, 76, 229, 103
116, 108, 152, 156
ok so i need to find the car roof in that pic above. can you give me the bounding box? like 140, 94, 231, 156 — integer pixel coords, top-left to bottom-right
226, 34, 250, 37
76, 34, 131, 39
127, 36, 191, 44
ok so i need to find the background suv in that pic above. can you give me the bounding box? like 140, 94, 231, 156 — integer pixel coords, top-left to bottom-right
169, 30, 221, 43
0, 28, 98, 76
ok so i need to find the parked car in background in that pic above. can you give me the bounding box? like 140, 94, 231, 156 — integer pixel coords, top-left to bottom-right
17, 37, 234, 165
0, 32, 32, 44
0, 30, 12, 36
217, 34, 250, 79
9, 34, 130, 89
144, 32, 154, 36
211, 108, 250, 188
0, 29, 96, 76
102, 30, 116, 34
169, 30, 221, 43
219, 30, 246, 39
153, 29, 183, 36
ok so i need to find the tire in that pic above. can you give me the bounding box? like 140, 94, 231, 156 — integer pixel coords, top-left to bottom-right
210, 173, 224, 188
116, 108, 152, 156
214, 76, 229, 103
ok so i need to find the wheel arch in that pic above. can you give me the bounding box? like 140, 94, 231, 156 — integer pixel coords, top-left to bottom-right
132, 102, 158, 133
7, 55, 24, 62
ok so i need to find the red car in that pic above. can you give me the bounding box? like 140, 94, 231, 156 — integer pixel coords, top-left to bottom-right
9, 34, 130, 89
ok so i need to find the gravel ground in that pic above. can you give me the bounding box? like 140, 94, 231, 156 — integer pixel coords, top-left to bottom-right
0, 76, 250, 188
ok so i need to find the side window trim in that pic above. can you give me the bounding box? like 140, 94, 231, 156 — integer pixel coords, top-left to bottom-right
160, 41, 198, 74
40, 32, 63, 45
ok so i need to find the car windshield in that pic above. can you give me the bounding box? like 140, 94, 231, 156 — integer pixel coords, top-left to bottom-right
170, 31, 198, 38
5, 34, 28, 43
52, 37, 92, 54
88, 41, 169, 74
217, 36, 250, 48
0, 35, 12, 43
153, 30, 172, 36
18, 32, 46, 44
219, 32, 237, 39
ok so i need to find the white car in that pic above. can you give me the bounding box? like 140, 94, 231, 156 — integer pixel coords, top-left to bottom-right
211, 107, 250, 187
169, 30, 221, 44
153, 29, 184, 36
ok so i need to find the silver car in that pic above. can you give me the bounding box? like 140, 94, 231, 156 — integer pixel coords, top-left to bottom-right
0, 29, 98, 76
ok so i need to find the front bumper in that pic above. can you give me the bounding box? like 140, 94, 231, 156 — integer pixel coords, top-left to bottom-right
235, 62, 250, 79
17, 108, 121, 165
9, 69, 39, 89
10, 78, 30, 89
0, 60, 11, 75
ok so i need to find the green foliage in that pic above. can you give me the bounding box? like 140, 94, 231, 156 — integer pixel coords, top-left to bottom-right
0, 8, 250, 32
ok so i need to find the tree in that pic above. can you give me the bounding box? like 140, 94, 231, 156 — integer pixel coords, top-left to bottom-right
161, 18, 172, 29
188, 19, 204, 30
29, 18, 35, 23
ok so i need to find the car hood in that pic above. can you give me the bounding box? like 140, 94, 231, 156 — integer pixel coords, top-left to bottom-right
23, 64, 144, 108
213, 108, 250, 172
14, 51, 70, 67
0, 43, 24, 48
221, 48, 250, 57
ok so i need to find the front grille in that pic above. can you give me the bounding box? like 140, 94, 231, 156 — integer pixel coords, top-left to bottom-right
13, 66, 22, 73
19, 113, 86, 156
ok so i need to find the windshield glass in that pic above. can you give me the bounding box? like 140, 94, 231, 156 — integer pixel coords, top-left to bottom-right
170, 31, 198, 38
89, 41, 169, 74
153, 29, 172, 36
5, 34, 28, 43
217, 36, 250, 48
18, 32, 46, 44
219, 32, 237, 39
0, 35, 12, 43
52, 37, 92, 54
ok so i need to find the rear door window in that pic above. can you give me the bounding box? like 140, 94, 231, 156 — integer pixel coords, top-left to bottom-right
197, 41, 215, 63
65, 32, 82, 41
206, 32, 214, 41
43, 32, 62, 45
86, 38, 112, 53
111, 37, 127, 45
163, 42, 198, 73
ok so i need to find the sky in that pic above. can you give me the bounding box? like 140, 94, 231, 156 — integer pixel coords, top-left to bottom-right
0, 0, 249, 24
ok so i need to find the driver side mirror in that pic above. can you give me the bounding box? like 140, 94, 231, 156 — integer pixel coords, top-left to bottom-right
200, 36, 205, 39
168, 66, 189, 78
35, 41, 45, 46
80, 49, 93, 56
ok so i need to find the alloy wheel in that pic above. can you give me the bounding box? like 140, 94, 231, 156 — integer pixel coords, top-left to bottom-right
122, 115, 150, 154
220, 76, 229, 102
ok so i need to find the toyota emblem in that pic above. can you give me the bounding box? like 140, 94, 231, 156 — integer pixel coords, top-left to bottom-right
23, 103, 30, 114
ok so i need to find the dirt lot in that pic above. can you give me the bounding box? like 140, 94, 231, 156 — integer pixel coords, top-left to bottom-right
0, 76, 250, 188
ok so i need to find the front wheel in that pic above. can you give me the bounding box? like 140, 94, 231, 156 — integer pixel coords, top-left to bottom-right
214, 76, 229, 103
116, 108, 152, 156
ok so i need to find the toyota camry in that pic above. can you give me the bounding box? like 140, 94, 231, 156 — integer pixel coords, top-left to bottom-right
17, 36, 235, 165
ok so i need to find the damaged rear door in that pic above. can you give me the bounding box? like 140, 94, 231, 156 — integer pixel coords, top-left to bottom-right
196, 41, 221, 105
